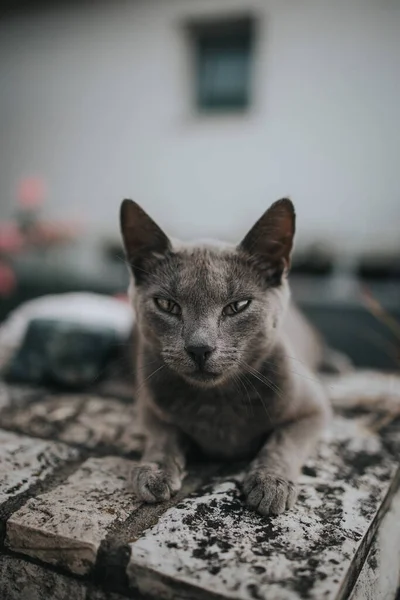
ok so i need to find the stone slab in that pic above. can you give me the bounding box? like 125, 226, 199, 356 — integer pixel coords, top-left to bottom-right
128, 416, 400, 600
0, 554, 132, 600
0, 429, 79, 506
0, 392, 143, 454
0, 382, 44, 412
350, 486, 400, 600
0, 555, 86, 600
59, 396, 143, 454
7, 456, 140, 575
0, 394, 83, 439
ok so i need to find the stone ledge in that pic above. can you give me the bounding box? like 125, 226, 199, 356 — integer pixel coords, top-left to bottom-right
0, 554, 86, 600
0, 393, 143, 456
127, 416, 400, 600
0, 373, 399, 600
0, 430, 80, 508
6, 457, 140, 575
0, 554, 133, 600
350, 486, 400, 600
59, 396, 143, 454
0, 383, 45, 413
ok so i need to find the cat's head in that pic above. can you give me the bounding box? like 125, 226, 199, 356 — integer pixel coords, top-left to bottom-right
120, 199, 295, 387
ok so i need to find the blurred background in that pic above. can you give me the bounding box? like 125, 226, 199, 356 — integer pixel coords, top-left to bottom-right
0, 0, 399, 369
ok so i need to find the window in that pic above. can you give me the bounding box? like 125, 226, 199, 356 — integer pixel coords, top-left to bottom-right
189, 16, 254, 112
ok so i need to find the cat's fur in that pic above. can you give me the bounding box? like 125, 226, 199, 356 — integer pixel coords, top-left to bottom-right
120, 198, 331, 515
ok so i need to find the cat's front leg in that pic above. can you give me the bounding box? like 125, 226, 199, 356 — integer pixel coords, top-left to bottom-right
131, 412, 186, 503
243, 411, 327, 516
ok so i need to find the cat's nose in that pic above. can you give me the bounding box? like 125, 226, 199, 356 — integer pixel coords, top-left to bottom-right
185, 345, 214, 369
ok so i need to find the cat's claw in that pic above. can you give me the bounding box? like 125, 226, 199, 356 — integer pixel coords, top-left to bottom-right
243, 470, 297, 516
131, 462, 182, 503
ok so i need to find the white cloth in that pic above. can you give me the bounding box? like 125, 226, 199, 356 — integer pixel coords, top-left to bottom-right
0, 293, 134, 368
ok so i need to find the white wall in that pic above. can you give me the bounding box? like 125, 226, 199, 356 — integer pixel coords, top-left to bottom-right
0, 0, 399, 255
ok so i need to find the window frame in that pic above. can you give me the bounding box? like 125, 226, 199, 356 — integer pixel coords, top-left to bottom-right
186, 15, 255, 113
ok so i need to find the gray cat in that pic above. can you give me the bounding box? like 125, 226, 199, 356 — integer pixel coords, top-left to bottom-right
120, 198, 331, 516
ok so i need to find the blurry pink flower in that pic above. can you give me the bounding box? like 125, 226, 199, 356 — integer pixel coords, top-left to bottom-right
0, 222, 24, 252
17, 177, 46, 208
0, 261, 17, 297
27, 221, 79, 246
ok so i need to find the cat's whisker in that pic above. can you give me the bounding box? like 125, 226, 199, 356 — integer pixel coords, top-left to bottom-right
278, 352, 339, 386
266, 360, 326, 387
241, 362, 285, 402
240, 374, 256, 417
135, 360, 161, 373
231, 374, 250, 416
235, 373, 253, 417
136, 364, 165, 393
278, 352, 315, 368
241, 373, 268, 420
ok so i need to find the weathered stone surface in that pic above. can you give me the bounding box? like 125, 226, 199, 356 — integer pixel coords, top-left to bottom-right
128, 416, 400, 600
0, 382, 44, 412
0, 555, 86, 600
7, 456, 140, 575
86, 587, 131, 600
325, 370, 400, 422
0, 430, 79, 506
0, 394, 82, 438
0, 392, 142, 454
59, 396, 143, 454
350, 486, 400, 600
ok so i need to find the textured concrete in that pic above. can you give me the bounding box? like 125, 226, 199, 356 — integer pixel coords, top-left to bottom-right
128, 416, 400, 600
59, 396, 143, 454
0, 394, 83, 439
0, 382, 44, 412
0, 555, 86, 600
0, 430, 79, 506
0, 393, 143, 455
0, 373, 398, 599
7, 456, 139, 575
0, 554, 132, 600
350, 486, 400, 600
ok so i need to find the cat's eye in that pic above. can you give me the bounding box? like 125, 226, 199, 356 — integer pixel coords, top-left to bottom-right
223, 299, 251, 316
154, 298, 181, 316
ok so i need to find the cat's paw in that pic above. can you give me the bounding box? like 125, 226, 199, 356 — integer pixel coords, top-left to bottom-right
243, 470, 297, 516
131, 462, 182, 503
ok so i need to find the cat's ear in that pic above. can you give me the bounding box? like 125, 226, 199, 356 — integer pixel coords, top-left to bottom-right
120, 199, 171, 282
239, 198, 295, 284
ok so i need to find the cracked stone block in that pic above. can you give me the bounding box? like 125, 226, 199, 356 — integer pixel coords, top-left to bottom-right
0, 555, 86, 600
0, 394, 83, 438
127, 416, 400, 600
59, 396, 143, 454
7, 456, 139, 575
0, 390, 143, 454
0, 430, 79, 506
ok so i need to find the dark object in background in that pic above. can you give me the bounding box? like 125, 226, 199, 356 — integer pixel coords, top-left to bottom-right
292, 276, 400, 370
3, 318, 121, 388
